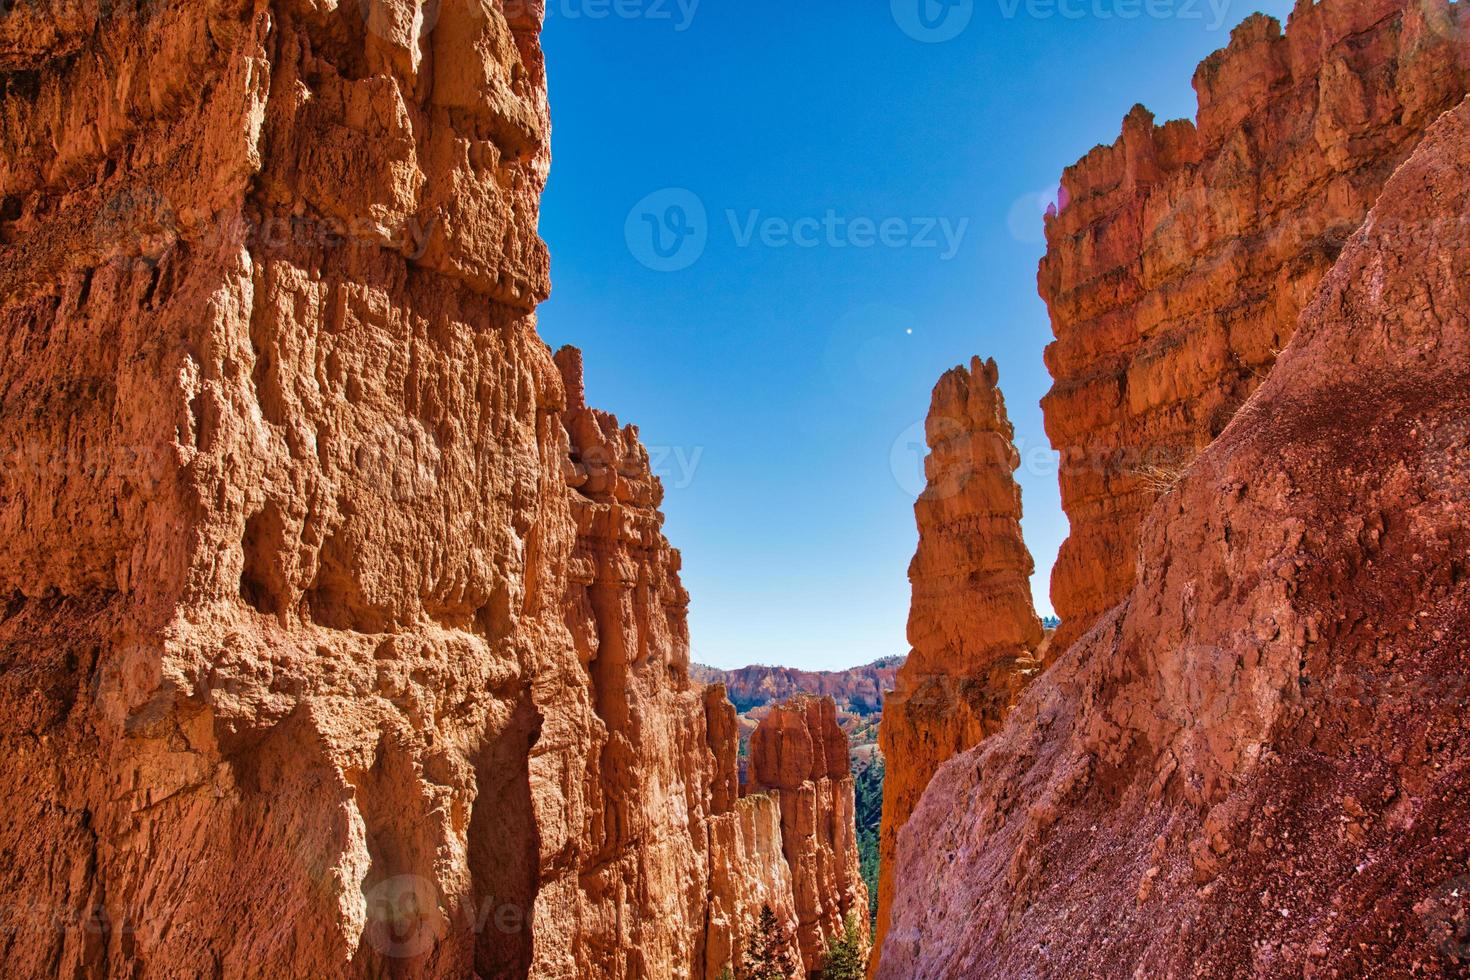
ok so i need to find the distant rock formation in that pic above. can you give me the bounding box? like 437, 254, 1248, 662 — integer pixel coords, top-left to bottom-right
872, 357, 1045, 967
1039, 0, 1470, 657
881, 2, 1470, 975
692, 657, 903, 716
749, 696, 872, 973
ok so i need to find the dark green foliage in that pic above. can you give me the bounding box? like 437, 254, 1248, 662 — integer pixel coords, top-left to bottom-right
818, 915, 866, 979
853, 756, 884, 929
1041, 615, 1062, 630
743, 903, 799, 980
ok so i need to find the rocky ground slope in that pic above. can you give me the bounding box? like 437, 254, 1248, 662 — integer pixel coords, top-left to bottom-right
882, 70, 1470, 980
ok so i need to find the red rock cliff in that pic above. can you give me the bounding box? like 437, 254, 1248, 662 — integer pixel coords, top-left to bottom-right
872, 357, 1044, 966
0, 4, 849, 978
1039, 0, 1470, 656
881, 36, 1470, 980
749, 695, 871, 974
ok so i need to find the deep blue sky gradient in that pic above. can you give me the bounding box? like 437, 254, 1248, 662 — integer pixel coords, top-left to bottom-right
536, 0, 1293, 670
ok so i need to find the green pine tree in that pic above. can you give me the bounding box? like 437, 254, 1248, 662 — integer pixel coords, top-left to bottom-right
818, 914, 866, 980
742, 903, 799, 980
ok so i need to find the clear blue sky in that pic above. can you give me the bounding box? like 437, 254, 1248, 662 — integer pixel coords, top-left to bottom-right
536, 0, 1292, 671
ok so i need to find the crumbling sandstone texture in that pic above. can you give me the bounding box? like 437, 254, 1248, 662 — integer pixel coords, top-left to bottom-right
881, 93, 1470, 979
1039, 0, 1470, 657
0, 3, 841, 978
872, 357, 1043, 965
749, 696, 871, 973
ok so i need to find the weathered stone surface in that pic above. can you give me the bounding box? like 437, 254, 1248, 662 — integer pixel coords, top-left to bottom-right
0, 4, 855, 978
750, 696, 871, 973
1039, 0, 1470, 657
872, 356, 1043, 966
704, 794, 800, 980
881, 93, 1470, 979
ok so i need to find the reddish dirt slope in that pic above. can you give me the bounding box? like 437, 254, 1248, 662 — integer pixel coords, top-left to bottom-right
881, 96, 1470, 979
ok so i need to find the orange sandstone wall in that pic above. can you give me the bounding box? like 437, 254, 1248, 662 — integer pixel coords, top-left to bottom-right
749, 695, 872, 973
872, 357, 1043, 967
0, 4, 847, 978
882, 91, 1470, 979
1039, 0, 1470, 656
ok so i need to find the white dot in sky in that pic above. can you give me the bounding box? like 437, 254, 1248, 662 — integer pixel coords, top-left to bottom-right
905, 328, 914, 335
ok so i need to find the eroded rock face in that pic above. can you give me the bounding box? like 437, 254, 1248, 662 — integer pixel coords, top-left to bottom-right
750, 696, 871, 973
0, 4, 839, 978
873, 357, 1043, 964
1039, 0, 1470, 656
881, 94, 1470, 979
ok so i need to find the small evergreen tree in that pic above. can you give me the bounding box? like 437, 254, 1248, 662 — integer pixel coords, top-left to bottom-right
742, 903, 799, 980
818, 914, 866, 980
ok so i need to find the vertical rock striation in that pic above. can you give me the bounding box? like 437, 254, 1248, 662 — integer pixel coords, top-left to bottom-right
0, 4, 863, 978
882, 91, 1470, 978
873, 357, 1043, 968
1039, 0, 1470, 656
749, 695, 871, 973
